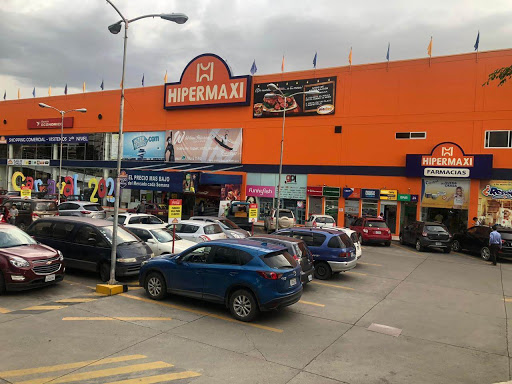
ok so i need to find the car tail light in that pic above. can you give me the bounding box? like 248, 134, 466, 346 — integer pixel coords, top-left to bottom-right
422, 231, 428, 237
199, 235, 211, 242
313, 221, 317, 227
339, 252, 351, 258
257, 271, 283, 280
31, 213, 39, 221
363, 228, 369, 233
55, 212, 59, 216
80, 211, 91, 214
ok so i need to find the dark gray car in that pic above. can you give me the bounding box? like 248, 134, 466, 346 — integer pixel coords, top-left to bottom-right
58, 201, 106, 219
190, 216, 250, 239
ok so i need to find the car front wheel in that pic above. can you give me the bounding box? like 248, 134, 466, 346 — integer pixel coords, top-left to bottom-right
452, 240, 461, 252
399, 234, 404, 244
314, 261, 332, 280
0, 272, 5, 295
229, 289, 258, 322
480, 246, 491, 261
415, 239, 424, 252
145, 272, 167, 300
358, 234, 363, 245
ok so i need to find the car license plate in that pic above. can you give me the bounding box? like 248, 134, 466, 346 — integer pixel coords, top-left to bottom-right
45, 274, 56, 282
308, 274, 313, 282
436, 242, 442, 246
289, 278, 297, 286
375, 231, 381, 234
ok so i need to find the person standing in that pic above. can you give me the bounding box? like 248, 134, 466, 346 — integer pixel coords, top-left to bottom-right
489, 225, 502, 266
9, 204, 18, 226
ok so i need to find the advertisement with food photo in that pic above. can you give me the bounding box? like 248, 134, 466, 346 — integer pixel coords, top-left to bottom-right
421, 179, 470, 209
478, 180, 512, 227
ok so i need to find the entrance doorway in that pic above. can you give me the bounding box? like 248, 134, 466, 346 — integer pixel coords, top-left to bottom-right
309, 197, 322, 216
381, 201, 397, 234
344, 200, 359, 227
400, 202, 417, 231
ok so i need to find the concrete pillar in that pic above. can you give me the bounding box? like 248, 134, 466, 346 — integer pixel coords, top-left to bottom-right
52, 144, 58, 181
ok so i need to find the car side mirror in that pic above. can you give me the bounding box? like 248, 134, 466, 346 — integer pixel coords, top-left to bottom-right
146, 238, 155, 244
176, 257, 183, 264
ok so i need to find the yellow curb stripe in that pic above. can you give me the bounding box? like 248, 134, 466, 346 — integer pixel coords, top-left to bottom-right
62, 317, 172, 321
55, 298, 97, 303
22, 305, 68, 311
16, 361, 173, 384
299, 300, 325, 307
311, 281, 355, 291
0, 355, 146, 378
357, 262, 382, 267
345, 271, 367, 276
103, 371, 202, 384
120, 293, 283, 333
0, 306, 11, 314
505, 298, 512, 303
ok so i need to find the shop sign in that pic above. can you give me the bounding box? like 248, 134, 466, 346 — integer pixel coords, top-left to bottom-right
121, 169, 183, 193
323, 186, 340, 197
168, 199, 182, 224
421, 179, 470, 209
343, 187, 361, 199
411, 194, 419, 202
279, 174, 307, 200
380, 189, 398, 200
27, 117, 74, 129
164, 54, 251, 110
253, 77, 336, 118
307, 186, 323, 196
248, 203, 258, 223
7, 159, 50, 166
7, 134, 88, 144
246, 185, 275, 198
361, 189, 380, 199
397, 194, 410, 202
406, 142, 493, 179
478, 180, 512, 227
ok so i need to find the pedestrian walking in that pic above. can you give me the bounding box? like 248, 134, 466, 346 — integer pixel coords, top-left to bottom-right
489, 225, 502, 266
9, 204, 18, 225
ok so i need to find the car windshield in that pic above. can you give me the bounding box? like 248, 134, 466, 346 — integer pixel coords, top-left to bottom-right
84, 204, 103, 211
98, 226, 139, 245
260, 251, 297, 269
34, 202, 58, 211
0, 227, 37, 248
150, 228, 181, 242
425, 225, 448, 233
218, 219, 240, 230
365, 220, 387, 228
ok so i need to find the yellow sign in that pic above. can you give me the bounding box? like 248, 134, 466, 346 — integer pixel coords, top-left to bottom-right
249, 203, 258, 223
380, 190, 397, 200
20, 188, 31, 199
168, 199, 182, 224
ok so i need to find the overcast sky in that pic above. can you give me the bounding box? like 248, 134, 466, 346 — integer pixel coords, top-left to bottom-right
0, 0, 511, 98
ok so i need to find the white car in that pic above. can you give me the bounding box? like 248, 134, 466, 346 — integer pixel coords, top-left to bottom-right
124, 224, 196, 255
305, 214, 336, 228
169, 220, 227, 243
332, 227, 362, 259
109, 213, 165, 226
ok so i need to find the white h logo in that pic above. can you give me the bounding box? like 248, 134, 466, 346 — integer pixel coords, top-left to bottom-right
441, 147, 453, 157
196, 62, 214, 82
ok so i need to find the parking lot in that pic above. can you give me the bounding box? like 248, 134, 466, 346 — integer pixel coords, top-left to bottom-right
1, 242, 511, 384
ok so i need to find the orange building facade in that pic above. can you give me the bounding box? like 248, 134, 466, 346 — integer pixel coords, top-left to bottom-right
2, 49, 512, 236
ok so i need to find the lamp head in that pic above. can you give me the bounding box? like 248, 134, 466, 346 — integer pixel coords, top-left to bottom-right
75, 108, 87, 113
38, 103, 50, 108
108, 22, 122, 34
160, 13, 188, 24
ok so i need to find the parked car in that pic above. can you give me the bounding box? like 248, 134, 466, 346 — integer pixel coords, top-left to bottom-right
58, 201, 106, 219
305, 215, 336, 228
169, 220, 227, 243
109, 213, 165, 226
0, 223, 65, 293
26, 217, 153, 282
274, 227, 357, 280
1, 199, 59, 231
350, 217, 391, 246
225, 201, 253, 231
125, 224, 196, 255
264, 208, 296, 233
250, 234, 315, 284
452, 225, 512, 261
190, 216, 250, 238
399, 221, 452, 253
126, 203, 168, 220
0, 191, 20, 205
139, 239, 303, 321
331, 227, 362, 259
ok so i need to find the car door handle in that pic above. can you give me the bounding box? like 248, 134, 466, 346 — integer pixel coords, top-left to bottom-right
229, 272, 238, 276
195, 271, 203, 275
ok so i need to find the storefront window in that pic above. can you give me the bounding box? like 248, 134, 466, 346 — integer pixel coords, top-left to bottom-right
258, 197, 273, 220
0, 144, 6, 159
362, 200, 378, 217
308, 197, 322, 216
421, 207, 468, 234
324, 198, 339, 219
344, 200, 359, 226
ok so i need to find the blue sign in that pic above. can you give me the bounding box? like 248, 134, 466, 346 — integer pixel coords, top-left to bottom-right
123, 131, 166, 160
121, 169, 183, 192
361, 189, 380, 199
343, 187, 354, 198
7, 134, 88, 144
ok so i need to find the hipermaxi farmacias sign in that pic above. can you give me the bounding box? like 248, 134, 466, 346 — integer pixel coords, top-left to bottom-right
164, 53, 251, 110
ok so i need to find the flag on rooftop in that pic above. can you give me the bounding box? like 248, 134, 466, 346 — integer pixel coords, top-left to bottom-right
250, 60, 257, 75
313, 52, 317, 69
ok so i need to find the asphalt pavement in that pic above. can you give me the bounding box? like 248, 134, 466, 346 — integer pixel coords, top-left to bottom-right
1, 241, 511, 384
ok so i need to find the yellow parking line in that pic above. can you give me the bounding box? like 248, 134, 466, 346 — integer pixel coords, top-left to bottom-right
104, 371, 202, 384
16, 361, 173, 384
120, 293, 283, 333
345, 271, 367, 276
55, 298, 97, 303
357, 262, 382, 267
0, 355, 146, 378
22, 305, 68, 311
62, 317, 172, 321
311, 281, 355, 291
505, 298, 512, 303
299, 300, 325, 307
0, 306, 11, 314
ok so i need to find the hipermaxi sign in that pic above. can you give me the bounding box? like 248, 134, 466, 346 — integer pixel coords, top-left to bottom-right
164, 53, 251, 110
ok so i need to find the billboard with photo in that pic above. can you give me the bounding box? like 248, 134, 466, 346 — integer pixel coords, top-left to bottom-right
421, 179, 470, 209
122, 131, 166, 160
478, 180, 512, 227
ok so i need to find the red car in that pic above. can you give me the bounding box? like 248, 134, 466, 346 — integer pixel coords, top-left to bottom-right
0, 223, 65, 293
126, 203, 168, 221
350, 217, 392, 246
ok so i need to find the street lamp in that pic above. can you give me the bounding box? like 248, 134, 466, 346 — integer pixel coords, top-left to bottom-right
38, 103, 87, 204
106, 0, 188, 285
264, 84, 320, 230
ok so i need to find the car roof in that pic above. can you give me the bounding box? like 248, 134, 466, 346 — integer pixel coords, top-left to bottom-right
6, 198, 55, 202
203, 239, 287, 254
178, 220, 219, 227
422, 221, 447, 226
363, 217, 385, 221
61, 201, 100, 205
311, 214, 334, 218
30, 216, 113, 226
289, 227, 347, 235
190, 216, 227, 221
250, 234, 303, 244
331, 227, 356, 235
121, 213, 158, 217
124, 224, 167, 230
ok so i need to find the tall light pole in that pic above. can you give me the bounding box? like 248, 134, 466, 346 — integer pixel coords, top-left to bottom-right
38, 103, 87, 204
106, 0, 188, 285
265, 84, 320, 230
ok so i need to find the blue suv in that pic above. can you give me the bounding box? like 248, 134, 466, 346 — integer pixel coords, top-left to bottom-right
274, 227, 357, 280
139, 239, 303, 322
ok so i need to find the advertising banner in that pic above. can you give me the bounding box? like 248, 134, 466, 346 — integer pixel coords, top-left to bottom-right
307, 186, 323, 196
361, 189, 380, 200
168, 199, 182, 225
253, 77, 336, 118
421, 179, 470, 209
279, 174, 307, 200
120, 169, 183, 192
27, 117, 74, 129
165, 128, 242, 164
343, 188, 361, 199
478, 180, 512, 227
380, 190, 398, 200
122, 131, 166, 160
249, 204, 258, 223
7, 134, 88, 144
